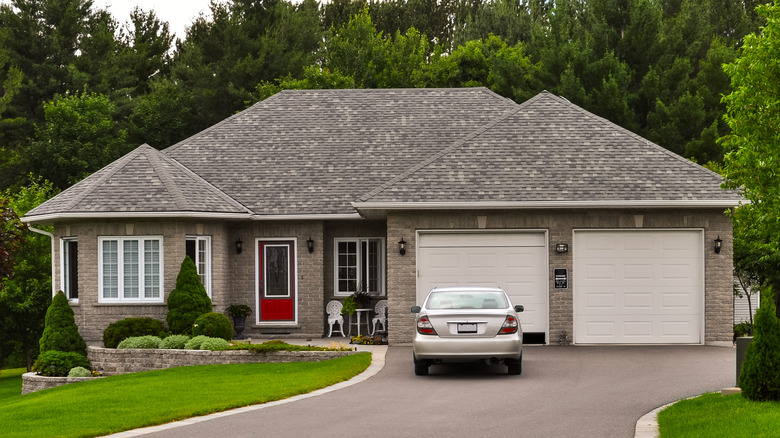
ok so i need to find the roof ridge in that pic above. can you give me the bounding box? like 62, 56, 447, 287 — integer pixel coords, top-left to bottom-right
358, 92, 544, 202
148, 149, 189, 211
59, 145, 152, 212
539, 93, 725, 180
161, 154, 255, 214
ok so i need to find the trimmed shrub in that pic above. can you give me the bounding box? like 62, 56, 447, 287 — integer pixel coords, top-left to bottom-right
159, 335, 191, 349
32, 351, 90, 377
739, 290, 780, 401
199, 337, 230, 350
184, 335, 211, 350
39, 291, 87, 356
117, 336, 162, 349
192, 312, 233, 341
166, 256, 212, 334
68, 367, 92, 377
103, 317, 166, 348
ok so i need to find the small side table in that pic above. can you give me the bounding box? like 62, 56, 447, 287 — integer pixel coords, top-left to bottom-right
348, 308, 372, 337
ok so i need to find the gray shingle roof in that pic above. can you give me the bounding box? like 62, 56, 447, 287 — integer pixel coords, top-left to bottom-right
23, 88, 740, 223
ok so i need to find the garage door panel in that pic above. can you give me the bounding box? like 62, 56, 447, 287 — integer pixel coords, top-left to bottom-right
574, 230, 703, 344
418, 233, 548, 337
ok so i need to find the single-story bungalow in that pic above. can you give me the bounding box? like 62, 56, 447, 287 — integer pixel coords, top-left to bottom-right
22, 88, 741, 346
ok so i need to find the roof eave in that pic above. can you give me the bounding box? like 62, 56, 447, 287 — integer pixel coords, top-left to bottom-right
353, 200, 744, 212
21, 211, 254, 225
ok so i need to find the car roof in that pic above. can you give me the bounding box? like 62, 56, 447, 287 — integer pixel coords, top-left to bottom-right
430, 287, 505, 293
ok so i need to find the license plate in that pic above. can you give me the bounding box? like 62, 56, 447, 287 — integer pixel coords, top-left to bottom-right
458, 323, 477, 333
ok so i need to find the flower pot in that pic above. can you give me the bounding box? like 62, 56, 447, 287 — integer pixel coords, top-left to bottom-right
233, 316, 247, 339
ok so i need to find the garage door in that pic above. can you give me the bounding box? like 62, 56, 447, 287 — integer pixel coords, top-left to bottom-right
573, 230, 703, 344
417, 232, 548, 337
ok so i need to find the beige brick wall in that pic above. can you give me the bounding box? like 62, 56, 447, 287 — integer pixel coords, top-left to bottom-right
386, 208, 733, 346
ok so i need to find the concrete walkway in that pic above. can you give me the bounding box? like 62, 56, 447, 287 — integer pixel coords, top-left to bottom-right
106, 343, 734, 438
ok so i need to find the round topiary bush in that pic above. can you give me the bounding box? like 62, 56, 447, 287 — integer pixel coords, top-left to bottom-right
192, 312, 233, 341
199, 337, 230, 350
159, 335, 191, 349
117, 336, 162, 349
166, 256, 212, 334
103, 317, 166, 348
184, 335, 211, 350
32, 351, 91, 377
68, 366, 92, 377
39, 291, 87, 356
739, 290, 780, 401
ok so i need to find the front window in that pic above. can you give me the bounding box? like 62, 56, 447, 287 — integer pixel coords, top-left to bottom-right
61, 238, 78, 300
99, 236, 163, 303
185, 236, 211, 297
334, 238, 385, 296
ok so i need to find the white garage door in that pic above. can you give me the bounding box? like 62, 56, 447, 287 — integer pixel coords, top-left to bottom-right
573, 230, 703, 344
417, 232, 548, 336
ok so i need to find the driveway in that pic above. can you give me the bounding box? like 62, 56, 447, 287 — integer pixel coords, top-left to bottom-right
119, 345, 734, 438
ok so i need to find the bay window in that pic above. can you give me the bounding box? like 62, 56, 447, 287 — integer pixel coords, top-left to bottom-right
99, 236, 163, 303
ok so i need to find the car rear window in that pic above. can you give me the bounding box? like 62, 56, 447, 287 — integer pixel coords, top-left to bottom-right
426, 291, 508, 310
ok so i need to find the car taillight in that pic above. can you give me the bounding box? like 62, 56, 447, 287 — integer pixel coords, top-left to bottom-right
499, 315, 518, 334
417, 315, 437, 335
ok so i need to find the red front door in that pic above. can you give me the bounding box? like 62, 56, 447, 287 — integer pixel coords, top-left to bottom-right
258, 240, 296, 322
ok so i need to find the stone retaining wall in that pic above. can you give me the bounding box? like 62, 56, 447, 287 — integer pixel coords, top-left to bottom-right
22, 373, 101, 395
87, 346, 356, 375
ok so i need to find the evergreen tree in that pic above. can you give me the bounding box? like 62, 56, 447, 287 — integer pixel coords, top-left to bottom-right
166, 256, 212, 334
739, 292, 780, 401
38, 291, 86, 356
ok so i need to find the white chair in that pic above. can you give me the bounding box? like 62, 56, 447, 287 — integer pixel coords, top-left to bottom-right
371, 299, 388, 335
327, 300, 345, 337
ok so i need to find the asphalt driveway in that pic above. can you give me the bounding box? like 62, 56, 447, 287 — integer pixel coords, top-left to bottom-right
119, 345, 734, 438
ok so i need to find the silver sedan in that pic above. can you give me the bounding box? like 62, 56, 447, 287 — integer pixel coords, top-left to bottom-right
411, 287, 524, 375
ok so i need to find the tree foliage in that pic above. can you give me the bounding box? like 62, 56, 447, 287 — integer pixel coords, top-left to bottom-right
721, 1, 780, 311
38, 291, 87, 356
739, 290, 780, 401
166, 256, 213, 334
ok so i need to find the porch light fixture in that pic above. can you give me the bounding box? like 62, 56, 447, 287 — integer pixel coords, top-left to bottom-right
555, 243, 569, 253
235, 239, 243, 254
398, 238, 407, 256
307, 237, 314, 253
714, 235, 723, 254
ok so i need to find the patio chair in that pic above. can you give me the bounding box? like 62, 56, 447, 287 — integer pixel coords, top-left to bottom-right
326, 300, 345, 337
371, 299, 388, 335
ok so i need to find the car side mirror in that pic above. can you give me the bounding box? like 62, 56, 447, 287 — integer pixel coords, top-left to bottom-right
514, 305, 524, 313
411, 306, 421, 313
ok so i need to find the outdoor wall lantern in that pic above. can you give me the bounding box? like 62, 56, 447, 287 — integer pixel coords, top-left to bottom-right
555, 243, 569, 253
398, 238, 407, 256
235, 239, 243, 254
307, 237, 314, 253
714, 235, 723, 254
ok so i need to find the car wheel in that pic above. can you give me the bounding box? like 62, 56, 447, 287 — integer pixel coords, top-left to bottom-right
507, 355, 522, 375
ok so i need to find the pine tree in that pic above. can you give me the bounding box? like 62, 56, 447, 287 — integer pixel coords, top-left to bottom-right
739, 290, 780, 401
166, 256, 212, 334
38, 291, 87, 356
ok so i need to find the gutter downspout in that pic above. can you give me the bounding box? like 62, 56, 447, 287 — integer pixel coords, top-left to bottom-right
28, 226, 56, 296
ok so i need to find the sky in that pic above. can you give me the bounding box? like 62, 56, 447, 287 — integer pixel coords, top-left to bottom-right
94, 0, 215, 40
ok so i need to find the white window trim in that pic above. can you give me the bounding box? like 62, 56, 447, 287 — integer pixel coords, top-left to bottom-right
98, 236, 164, 303
60, 237, 78, 303
186, 235, 212, 298
333, 237, 386, 297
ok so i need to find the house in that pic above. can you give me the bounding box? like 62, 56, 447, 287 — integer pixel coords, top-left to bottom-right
22, 88, 741, 346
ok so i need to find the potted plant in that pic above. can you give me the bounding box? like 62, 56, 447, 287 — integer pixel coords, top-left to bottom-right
342, 295, 357, 315
226, 304, 252, 339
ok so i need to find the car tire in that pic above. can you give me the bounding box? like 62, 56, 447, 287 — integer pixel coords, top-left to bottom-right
507, 355, 522, 375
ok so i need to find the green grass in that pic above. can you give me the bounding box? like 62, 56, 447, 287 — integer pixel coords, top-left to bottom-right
658, 392, 780, 437
0, 353, 371, 438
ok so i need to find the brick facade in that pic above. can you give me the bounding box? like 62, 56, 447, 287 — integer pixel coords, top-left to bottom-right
52, 208, 732, 347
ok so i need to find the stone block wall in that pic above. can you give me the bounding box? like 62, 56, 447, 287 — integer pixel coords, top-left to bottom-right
87, 347, 355, 375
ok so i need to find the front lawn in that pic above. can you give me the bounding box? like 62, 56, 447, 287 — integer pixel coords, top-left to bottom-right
658, 392, 780, 437
0, 353, 371, 438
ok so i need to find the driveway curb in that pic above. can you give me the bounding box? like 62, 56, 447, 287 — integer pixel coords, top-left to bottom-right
103, 345, 388, 437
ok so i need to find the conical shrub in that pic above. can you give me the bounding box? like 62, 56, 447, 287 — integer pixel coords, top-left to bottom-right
739, 288, 780, 401
166, 256, 212, 334
39, 291, 87, 355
